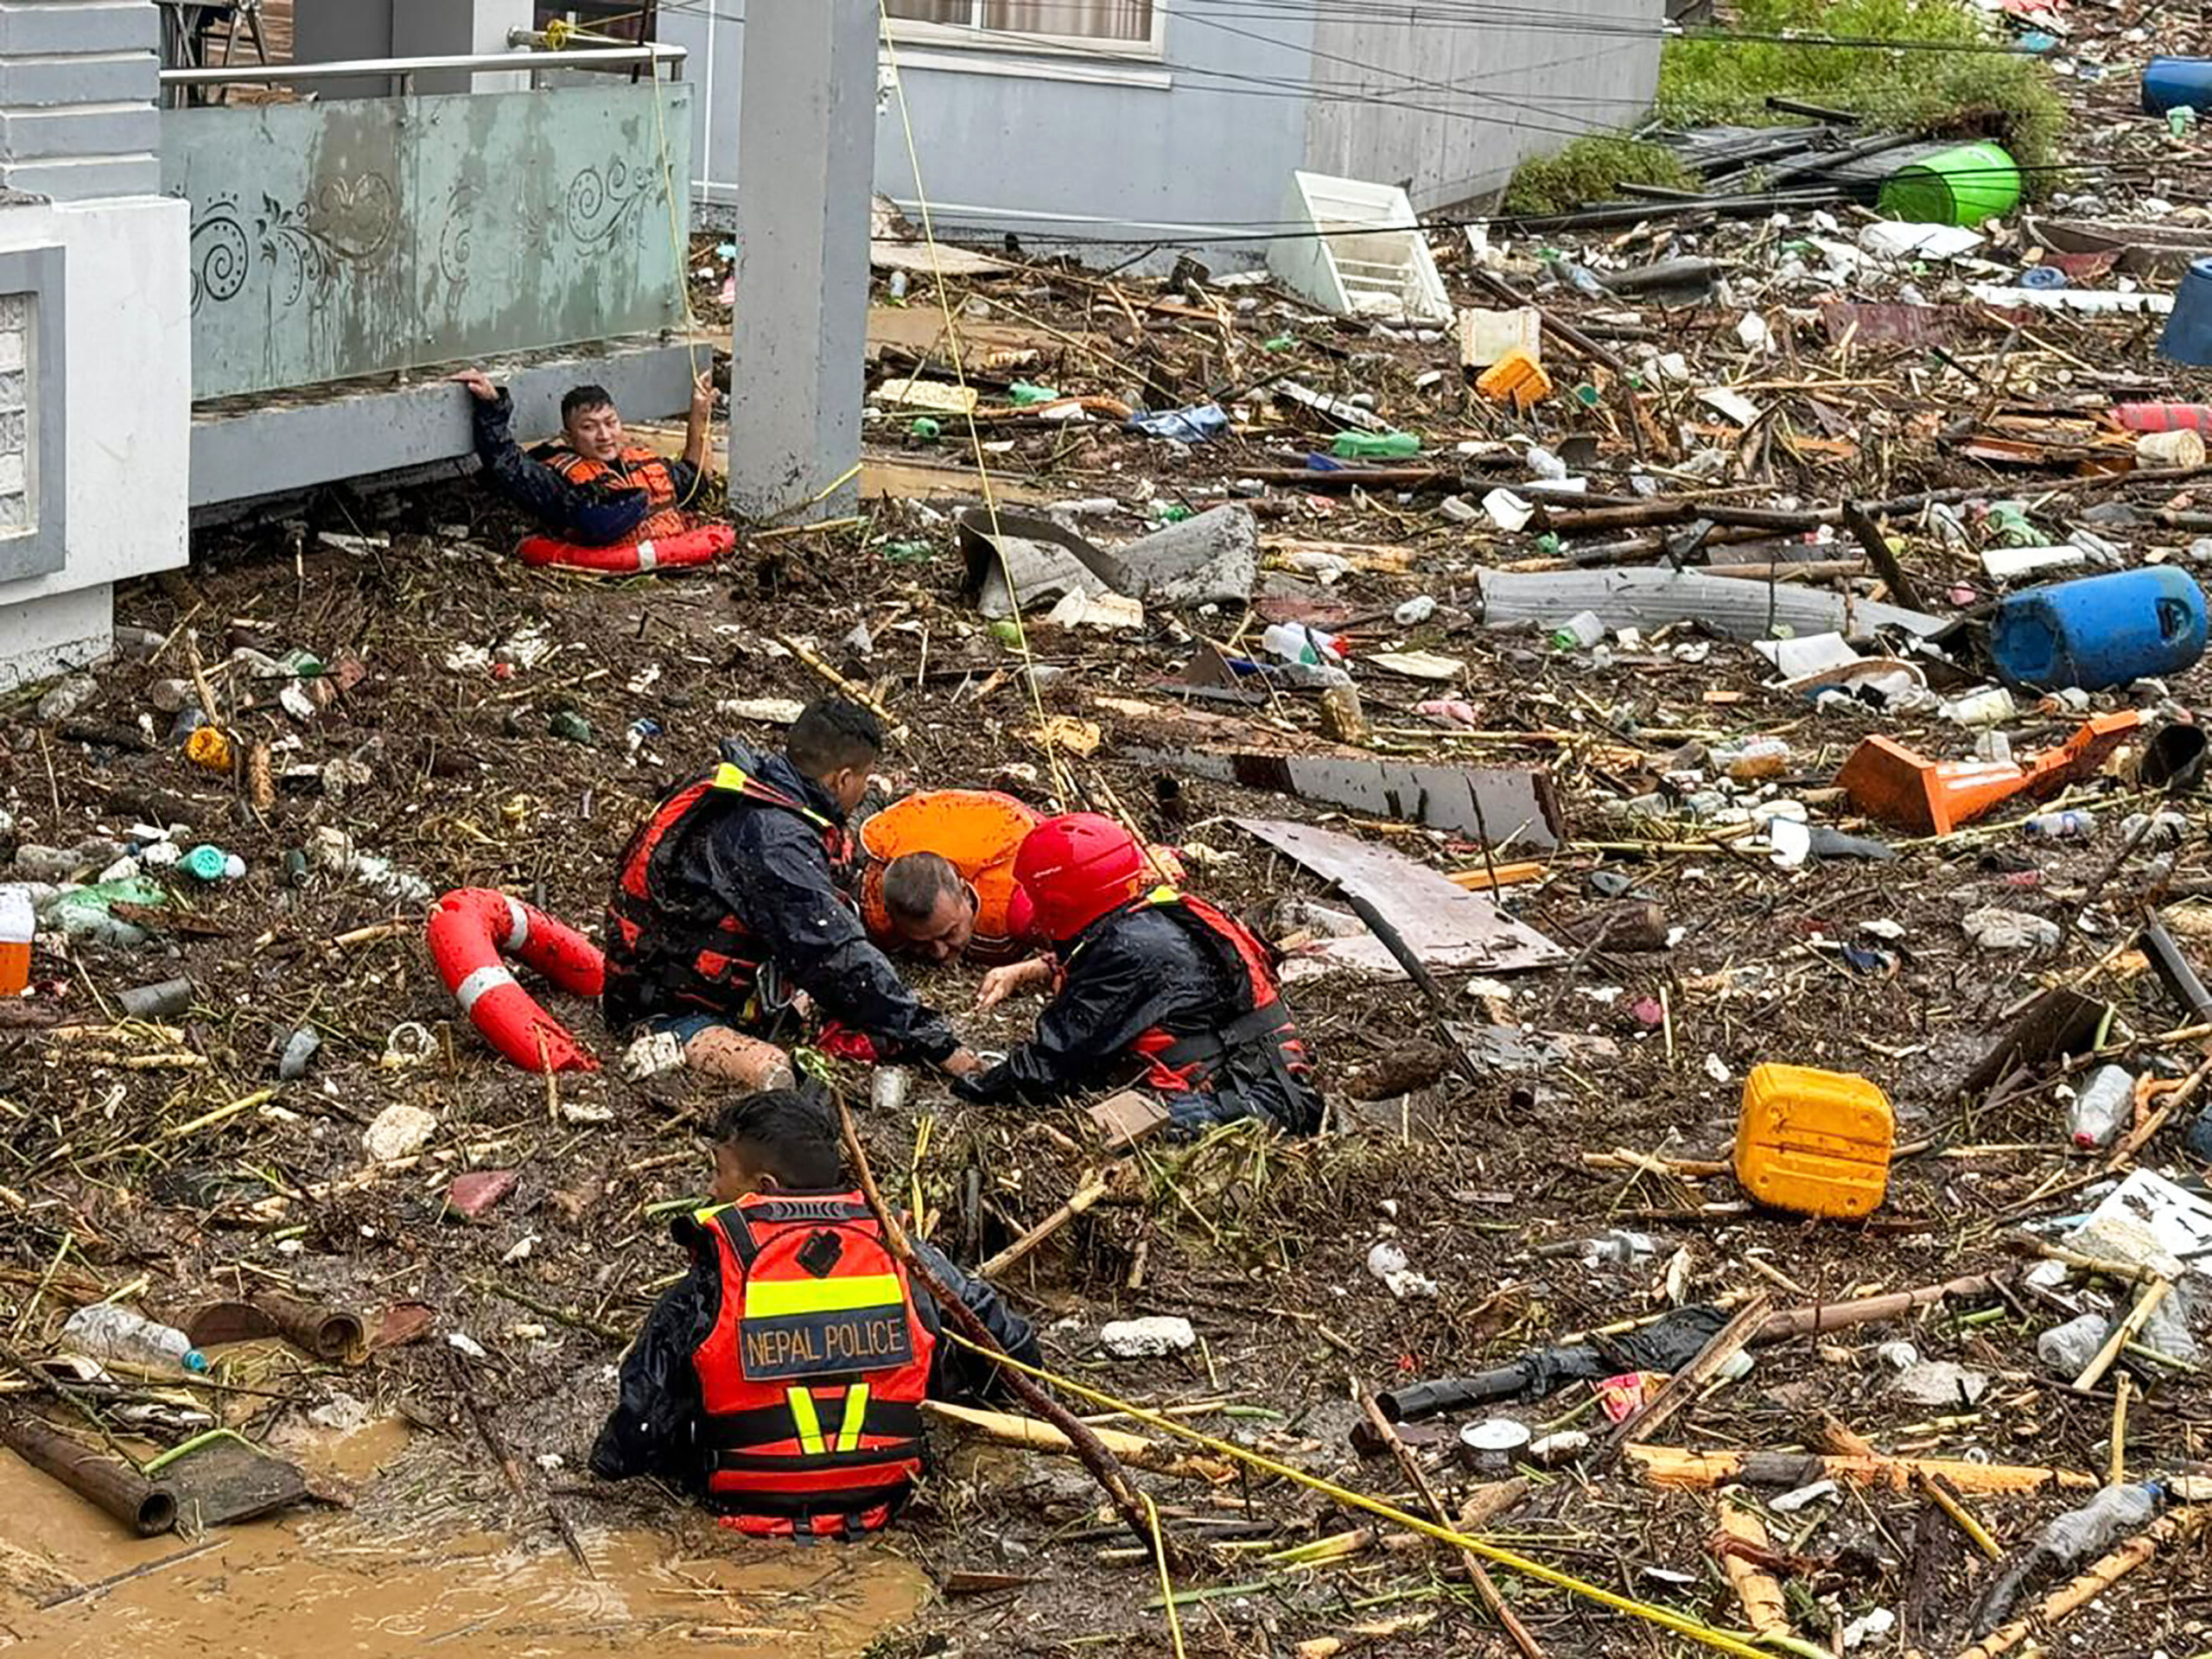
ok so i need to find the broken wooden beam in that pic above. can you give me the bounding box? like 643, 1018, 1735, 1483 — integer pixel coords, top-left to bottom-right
920, 1400, 1229, 1481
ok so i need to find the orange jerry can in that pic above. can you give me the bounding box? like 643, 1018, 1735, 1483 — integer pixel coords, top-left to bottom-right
1733, 1063, 1893, 1219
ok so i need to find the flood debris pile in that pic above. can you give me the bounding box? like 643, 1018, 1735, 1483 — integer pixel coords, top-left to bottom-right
10, 11, 2212, 1659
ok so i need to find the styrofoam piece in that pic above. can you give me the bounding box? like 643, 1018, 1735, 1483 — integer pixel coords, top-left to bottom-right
1969, 284, 2174, 315
1269, 171, 1452, 326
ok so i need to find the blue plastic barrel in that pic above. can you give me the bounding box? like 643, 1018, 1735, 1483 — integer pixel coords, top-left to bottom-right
1990, 568, 2208, 691
2144, 56, 2212, 113
2160, 258, 2212, 366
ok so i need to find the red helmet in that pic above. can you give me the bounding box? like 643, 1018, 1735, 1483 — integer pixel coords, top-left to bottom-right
1014, 813, 1147, 944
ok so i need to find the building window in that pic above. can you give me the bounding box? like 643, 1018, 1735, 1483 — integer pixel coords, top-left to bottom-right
884, 0, 1162, 55
0, 247, 64, 588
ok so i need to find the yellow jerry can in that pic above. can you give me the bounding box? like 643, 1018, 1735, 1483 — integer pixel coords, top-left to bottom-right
1732, 1063, 1893, 1219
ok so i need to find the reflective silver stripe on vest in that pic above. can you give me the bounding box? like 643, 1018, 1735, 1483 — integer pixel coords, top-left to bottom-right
454, 963, 517, 1013
636, 539, 658, 571
501, 894, 530, 952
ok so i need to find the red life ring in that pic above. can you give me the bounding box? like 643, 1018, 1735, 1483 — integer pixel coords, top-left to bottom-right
427, 888, 606, 1073
518, 524, 735, 574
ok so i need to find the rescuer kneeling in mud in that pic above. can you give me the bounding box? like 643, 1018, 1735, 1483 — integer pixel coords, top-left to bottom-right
454, 367, 714, 549
601, 699, 982, 1090
952, 813, 1323, 1135
857, 789, 1043, 965
590, 1089, 1038, 1536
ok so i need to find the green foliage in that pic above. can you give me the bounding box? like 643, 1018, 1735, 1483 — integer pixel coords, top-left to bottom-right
1503, 137, 1700, 217
1658, 0, 2066, 181
1503, 0, 2066, 212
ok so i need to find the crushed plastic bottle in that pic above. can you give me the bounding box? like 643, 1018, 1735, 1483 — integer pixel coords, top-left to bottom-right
311, 828, 434, 907
1394, 594, 1437, 626
2120, 810, 2190, 850
62, 1304, 208, 1373
2066, 1065, 2134, 1149
179, 844, 246, 882
2024, 809, 2097, 841
1261, 621, 1344, 665
1331, 430, 1422, 461
1523, 444, 1570, 482
1722, 738, 1791, 782
1549, 611, 1605, 651
2037, 1311, 2108, 1374
2039, 1483, 2160, 1562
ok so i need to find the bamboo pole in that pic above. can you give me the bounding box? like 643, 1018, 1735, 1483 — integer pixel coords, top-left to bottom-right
2075, 1278, 2171, 1391
920, 1400, 1225, 1480
1714, 1498, 1792, 1642
1628, 1445, 2097, 1495
979, 1173, 1111, 1280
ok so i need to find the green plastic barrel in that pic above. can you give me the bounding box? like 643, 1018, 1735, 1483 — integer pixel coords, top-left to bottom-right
1878, 143, 2020, 227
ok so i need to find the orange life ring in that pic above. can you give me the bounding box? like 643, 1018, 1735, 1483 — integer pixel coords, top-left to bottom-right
427, 888, 605, 1073
517, 524, 735, 574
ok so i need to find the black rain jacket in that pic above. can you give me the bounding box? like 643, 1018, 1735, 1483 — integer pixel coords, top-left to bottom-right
951, 904, 1319, 1132
604, 741, 962, 1065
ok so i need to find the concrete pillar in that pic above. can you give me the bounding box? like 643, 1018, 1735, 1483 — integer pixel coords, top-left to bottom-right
728, 0, 875, 524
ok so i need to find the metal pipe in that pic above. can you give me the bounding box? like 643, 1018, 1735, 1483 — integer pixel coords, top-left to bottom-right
158, 43, 685, 89
0, 1414, 176, 1536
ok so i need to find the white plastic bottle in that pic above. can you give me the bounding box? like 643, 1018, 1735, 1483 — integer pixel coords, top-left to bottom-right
2067, 1065, 2135, 1149
62, 1305, 209, 1373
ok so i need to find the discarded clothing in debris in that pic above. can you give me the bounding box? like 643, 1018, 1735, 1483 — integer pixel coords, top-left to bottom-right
601, 739, 960, 1064
954, 892, 1322, 1135
472, 389, 702, 549
1128, 403, 1229, 443
1377, 1304, 1733, 1421
590, 1189, 1037, 1529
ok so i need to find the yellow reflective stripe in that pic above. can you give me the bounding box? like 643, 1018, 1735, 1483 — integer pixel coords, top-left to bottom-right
743, 1273, 906, 1319
836, 1383, 870, 1452
1144, 885, 1179, 906
786, 1387, 826, 1456
708, 762, 833, 830
692, 1202, 733, 1225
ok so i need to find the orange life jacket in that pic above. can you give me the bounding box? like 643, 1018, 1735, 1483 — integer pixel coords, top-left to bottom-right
857, 790, 1042, 961
604, 760, 853, 1027
683, 1193, 935, 1537
1071, 887, 1312, 1096
542, 443, 690, 544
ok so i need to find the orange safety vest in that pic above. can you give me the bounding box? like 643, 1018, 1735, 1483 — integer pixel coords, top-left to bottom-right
542, 443, 690, 545
857, 791, 1041, 961
604, 760, 853, 1027
683, 1193, 935, 1537
1071, 887, 1312, 1096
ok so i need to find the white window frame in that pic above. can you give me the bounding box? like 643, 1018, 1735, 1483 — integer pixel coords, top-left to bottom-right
882, 1, 1168, 65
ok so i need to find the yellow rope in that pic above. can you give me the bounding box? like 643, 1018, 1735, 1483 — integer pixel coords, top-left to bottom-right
1142, 1491, 1188, 1658
875, 0, 1071, 805
950, 1334, 1770, 1659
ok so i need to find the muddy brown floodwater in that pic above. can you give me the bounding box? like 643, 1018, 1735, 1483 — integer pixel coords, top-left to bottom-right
0, 1426, 927, 1657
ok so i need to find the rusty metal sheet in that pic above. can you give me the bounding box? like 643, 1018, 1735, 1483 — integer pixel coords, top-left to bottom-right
1232, 817, 1566, 977
1819, 302, 1949, 348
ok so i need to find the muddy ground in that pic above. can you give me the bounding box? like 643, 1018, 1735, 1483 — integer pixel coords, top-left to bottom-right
13, 54, 2212, 1650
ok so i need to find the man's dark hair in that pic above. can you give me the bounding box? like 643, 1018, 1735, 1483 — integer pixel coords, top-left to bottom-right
882, 850, 963, 929
707, 1089, 844, 1189
561, 384, 616, 423
787, 698, 884, 777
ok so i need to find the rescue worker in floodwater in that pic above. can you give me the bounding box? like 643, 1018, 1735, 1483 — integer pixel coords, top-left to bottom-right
601, 697, 983, 1090
954, 813, 1324, 1135
452, 366, 715, 549
591, 1089, 1038, 1536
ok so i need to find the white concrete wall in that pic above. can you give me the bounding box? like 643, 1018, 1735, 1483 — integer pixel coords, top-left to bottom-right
1304, 0, 1668, 210
0, 194, 190, 691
